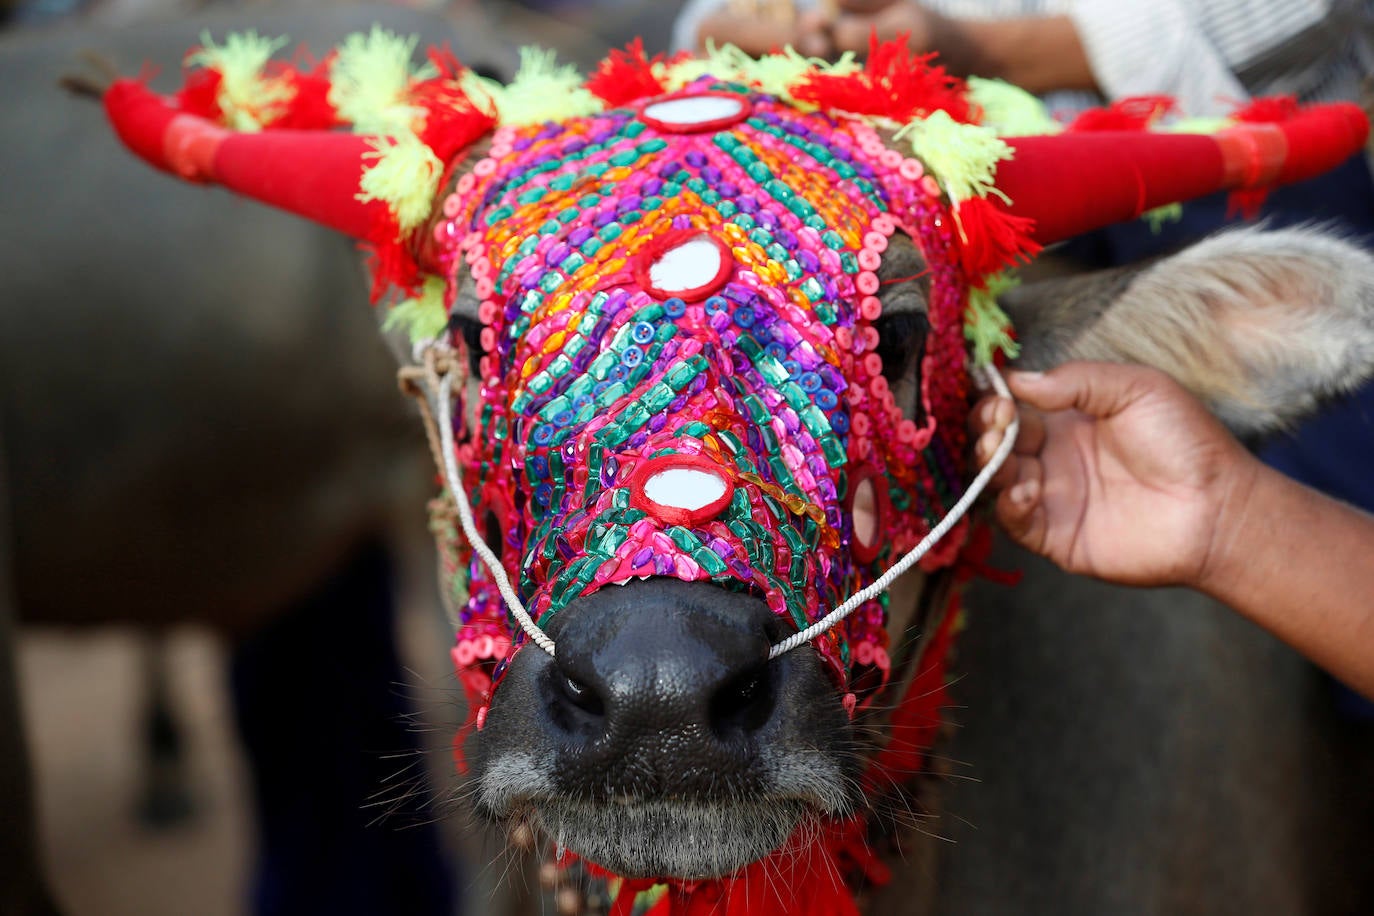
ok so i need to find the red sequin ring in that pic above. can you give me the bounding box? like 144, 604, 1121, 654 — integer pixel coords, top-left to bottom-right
432, 80, 972, 701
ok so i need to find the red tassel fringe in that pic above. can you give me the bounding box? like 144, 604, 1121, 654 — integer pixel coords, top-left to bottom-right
1226, 95, 1299, 217
1067, 94, 1176, 132
585, 38, 686, 108
174, 68, 224, 121
792, 33, 973, 124
953, 196, 1042, 284
271, 55, 339, 130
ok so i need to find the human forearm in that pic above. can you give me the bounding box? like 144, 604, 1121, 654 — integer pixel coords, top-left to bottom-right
926, 13, 1096, 94
1199, 460, 1374, 699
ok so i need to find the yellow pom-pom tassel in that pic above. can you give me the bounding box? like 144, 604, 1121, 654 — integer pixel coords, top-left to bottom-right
383, 275, 449, 344
967, 77, 1060, 137
965, 272, 1020, 366
186, 30, 293, 132
663, 43, 858, 105
331, 26, 435, 135
896, 110, 1013, 203
464, 47, 601, 127
357, 132, 444, 233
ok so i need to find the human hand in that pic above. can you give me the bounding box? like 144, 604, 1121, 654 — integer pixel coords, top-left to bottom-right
795, 1, 936, 59
970, 362, 1261, 589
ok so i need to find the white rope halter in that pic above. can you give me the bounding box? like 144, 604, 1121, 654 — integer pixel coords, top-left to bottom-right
424, 356, 1018, 660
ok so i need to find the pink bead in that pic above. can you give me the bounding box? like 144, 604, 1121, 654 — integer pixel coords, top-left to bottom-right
473, 158, 497, 176
856, 271, 880, 295
470, 258, 492, 280
456, 173, 476, 194
475, 277, 494, 299
879, 148, 903, 170
920, 175, 942, 198
859, 296, 882, 320
433, 222, 449, 243
857, 248, 882, 271
899, 158, 925, 181
871, 214, 896, 236
442, 194, 464, 218
478, 301, 498, 324
862, 231, 888, 252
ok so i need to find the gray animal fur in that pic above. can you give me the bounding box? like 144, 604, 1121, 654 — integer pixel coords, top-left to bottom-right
1008, 226, 1374, 435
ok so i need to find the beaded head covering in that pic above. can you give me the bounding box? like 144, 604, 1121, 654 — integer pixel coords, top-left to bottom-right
104, 31, 1368, 909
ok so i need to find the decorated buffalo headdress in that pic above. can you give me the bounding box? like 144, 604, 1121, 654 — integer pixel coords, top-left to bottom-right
105, 28, 1368, 914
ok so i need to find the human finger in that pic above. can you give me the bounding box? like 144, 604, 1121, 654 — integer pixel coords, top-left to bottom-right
794, 13, 836, 57
1007, 363, 1161, 420
695, 14, 796, 55
836, 0, 899, 13
994, 460, 1046, 553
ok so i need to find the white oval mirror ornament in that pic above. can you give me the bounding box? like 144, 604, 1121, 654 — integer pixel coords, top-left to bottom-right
645, 467, 728, 512
639, 92, 751, 133
846, 465, 888, 564
629, 456, 736, 526
634, 230, 735, 302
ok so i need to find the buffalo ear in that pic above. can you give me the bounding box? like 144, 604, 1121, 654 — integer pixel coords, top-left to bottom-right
1004, 226, 1374, 436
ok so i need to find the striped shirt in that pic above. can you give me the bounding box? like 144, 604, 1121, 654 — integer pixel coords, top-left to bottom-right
671, 0, 1373, 117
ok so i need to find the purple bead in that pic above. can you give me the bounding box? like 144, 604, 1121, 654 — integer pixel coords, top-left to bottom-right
514, 136, 533, 151
702, 165, 722, 183
628, 431, 648, 449
658, 160, 681, 178
685, 150, 708, 167
708, 311, 732, 333
672, 215, 692, 230
798, 250, 821, 272
633, 547, 654, 567
757, 210, 779, 229
522, 270, 545, 290
595, 209, 617, 227
777, 229, 799, 249
654, 555, 675, 576
642, 177, 664, 196
545, 243, 571, 266
567, 226, 593, 246
718, 181, 739, 198
738, 195, 759, 213
648, 413, 668, 432
618, 195, 643, 213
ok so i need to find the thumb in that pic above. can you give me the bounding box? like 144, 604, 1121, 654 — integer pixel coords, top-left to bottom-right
1008, 362, 1159, 420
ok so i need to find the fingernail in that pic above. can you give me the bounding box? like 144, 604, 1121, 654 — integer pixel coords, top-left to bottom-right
1010, 478, 1039, 506
1009, 370, 1043, 384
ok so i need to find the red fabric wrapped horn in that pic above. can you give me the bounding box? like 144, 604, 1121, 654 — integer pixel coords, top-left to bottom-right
104, 79, 387, 240
995, 102, 1370, 245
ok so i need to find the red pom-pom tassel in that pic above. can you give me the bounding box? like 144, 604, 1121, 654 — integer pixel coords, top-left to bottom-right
792, 33, 973, 124
585, 38, 684, 108
952, 195, 1042, 283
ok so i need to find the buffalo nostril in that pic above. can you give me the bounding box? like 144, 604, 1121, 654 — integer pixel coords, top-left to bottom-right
709, 662, 776, 737
546, 667, 606, 738
559, 673, 604, 716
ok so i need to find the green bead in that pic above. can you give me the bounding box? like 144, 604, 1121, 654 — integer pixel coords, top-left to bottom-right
821, 230, 846, 249
557, 207, 580, 224
598, 222, 624, 242
549, 173, 576, 192
516, 187, 545, 205
639, 137, 668, 153
539, 272, 563, 293
642, 196, 664, 211
609, 148, 639, 167
622, 120, 646, 138
839, 251, 859, 274
820, 435, 848, 468
580, 238, 603, 257
540, 219, 562, 235
561, 252, 586, 272
717, 200, 738, 218
733, 213, 757, 230
484, 205, 513, 225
